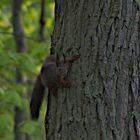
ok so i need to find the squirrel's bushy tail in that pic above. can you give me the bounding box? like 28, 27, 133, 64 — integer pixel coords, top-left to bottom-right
30, 76, 45, 119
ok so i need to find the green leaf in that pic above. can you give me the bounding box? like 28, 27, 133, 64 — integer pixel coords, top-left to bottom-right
136, 0, 140, 5
3, 91, 23, 108
18, 53, 37, 74
0, 114, 13, 137
0, 52, 10, 66
20, 120, 38, 135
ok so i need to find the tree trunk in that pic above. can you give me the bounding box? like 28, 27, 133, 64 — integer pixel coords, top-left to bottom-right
39, 0, 46, 41
46, 0, 140, 140
12, 0, 28, 140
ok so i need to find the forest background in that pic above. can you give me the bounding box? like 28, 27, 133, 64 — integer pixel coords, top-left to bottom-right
1, 0, 140, 140
0, 0, 54, 140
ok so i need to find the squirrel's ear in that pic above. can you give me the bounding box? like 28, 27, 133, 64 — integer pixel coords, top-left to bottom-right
63, 53, 66, 62
40, 64, 46, 75
50, 47, 55, 55
56, 53, 59, 66
56, 52, 65, 66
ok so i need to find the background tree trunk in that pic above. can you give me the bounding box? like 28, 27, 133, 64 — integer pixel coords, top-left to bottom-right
46, 0, 140, 140
12, 0, 28, 140
39, 0, 46, 41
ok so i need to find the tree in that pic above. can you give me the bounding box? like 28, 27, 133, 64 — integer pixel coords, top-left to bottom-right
46, 0, 140, 140
12, 0, 28, 140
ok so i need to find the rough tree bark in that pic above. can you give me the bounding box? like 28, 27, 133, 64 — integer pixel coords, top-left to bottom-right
46, 0, 140, 140
12, 0, 28, 140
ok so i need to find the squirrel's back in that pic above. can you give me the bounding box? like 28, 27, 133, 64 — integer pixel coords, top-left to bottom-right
40, 54, 60, 88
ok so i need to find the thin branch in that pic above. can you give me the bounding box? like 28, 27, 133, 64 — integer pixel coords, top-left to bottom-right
0, 73, 14, 83
0, 31, 48, 42
0, 31, 13, 36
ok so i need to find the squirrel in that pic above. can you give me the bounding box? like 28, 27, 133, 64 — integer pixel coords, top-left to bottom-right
30, 47, 80, 119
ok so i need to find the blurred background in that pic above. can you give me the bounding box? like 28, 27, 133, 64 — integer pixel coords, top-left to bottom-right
0, 0, 54, 140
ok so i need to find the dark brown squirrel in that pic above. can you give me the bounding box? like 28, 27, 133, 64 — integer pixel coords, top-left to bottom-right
30, 47, 80, 119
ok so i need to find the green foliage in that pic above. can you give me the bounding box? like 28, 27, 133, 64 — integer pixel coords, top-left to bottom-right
0, 113, 13, 140
136, 0, 140, 5
20, 120, 39, 135
0, 0, 54, 139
